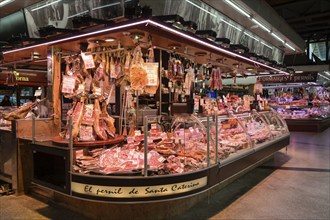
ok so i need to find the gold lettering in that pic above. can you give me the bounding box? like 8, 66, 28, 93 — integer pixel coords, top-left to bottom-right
15, 76, 29, 81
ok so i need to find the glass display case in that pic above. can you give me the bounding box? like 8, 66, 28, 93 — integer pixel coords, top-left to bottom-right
259, 109, 289, 138
238, 111, 273, 145
71, 111, 289, 177
206, 114, 253, 162
273, 104, 330, 120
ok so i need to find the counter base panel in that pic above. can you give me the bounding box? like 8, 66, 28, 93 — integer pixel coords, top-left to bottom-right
285, 118, 330, 132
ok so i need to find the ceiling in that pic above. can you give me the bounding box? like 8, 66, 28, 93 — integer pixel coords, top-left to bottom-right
0, 0, 42, 18
265, 0, 330, 42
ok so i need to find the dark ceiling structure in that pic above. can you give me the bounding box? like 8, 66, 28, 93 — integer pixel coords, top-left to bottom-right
1, 0, 329, 65
265, 0, 330, 42
0, 0, 42, 18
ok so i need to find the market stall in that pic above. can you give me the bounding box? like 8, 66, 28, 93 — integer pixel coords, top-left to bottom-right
1, 16, 290, 218
259, 74, 330, 132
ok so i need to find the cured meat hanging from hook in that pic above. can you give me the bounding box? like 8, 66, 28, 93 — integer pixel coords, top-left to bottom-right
93, 98, 108, 140
218, 67, 223, 90
101, 101, 116, 137
130, 46, 148, 90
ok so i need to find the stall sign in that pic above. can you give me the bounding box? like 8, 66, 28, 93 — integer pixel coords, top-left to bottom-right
71, 176, 207, 198
257, 72, 318, 83
0, 70, 47, 85
144, 63, 159, 86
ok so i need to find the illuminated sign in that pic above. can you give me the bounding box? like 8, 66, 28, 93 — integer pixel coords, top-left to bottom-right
257, 72, 318, 83
71, 176, 207, 198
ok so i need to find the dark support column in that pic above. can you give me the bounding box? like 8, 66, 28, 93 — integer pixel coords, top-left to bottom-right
325, 34, 329, 62
306, 36, 311, 61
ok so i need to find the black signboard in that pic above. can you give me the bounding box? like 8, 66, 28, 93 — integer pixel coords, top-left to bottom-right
0, 10, 28, 41
257, 72, 318, 84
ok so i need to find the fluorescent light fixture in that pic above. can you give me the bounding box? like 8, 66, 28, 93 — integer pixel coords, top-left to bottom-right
221, 19, 242, 31
251, 18, 270, 33
92, 0, 131, 11
295, 70, 303, 73
224, 0, 250, 18
67, 10, 89, 19
92, 2, 120, 11
186, 0, 216, 17
31, 0, 62, 12
285, 43, 296, 51
105, 38, 116, 42
261, 41, 272, 49
244, 32, 259, 41
3, 19, 290, 75
0, 0, 14, 7
271, 32, 284, 43
319, 74, 330, 81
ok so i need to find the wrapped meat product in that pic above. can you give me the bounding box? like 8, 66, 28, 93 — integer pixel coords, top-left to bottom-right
130, 46, 148, 90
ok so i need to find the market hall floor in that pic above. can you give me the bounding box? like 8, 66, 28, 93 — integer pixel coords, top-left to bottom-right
0, 129, 329, 220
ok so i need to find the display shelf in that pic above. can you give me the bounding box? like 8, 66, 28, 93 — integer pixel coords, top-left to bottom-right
285, 117, 330, 132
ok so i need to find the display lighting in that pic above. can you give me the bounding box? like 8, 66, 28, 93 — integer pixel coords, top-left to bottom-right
31, 0, 62, 12
0, 0, 14, 7
221, 19, 242, 31
261, 41, 272, 49
224, 0, 251, 18
244, 32, 259, 41
67, 10, 89, 19
251, 18, 271, 33
285, 43, 296, 51
92, 2, 120, 11
2, 19, 290, 74
92, 0, 131, 11
105, 37, 116, 42
271, 33, 285, 43
185, 0, 216, 17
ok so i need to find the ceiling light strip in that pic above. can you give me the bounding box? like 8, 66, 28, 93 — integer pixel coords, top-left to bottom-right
285, 43, 295, 51
67, 10, 89, 19
3, 19, 288, 74
185, 0, 216, 17
251, 18, 271, 33
92, 2, 120, 11
147, 20, 289, 74
31, 0, 62, 12
244, 32, 259, 41
224, 0, 251, 18
221, 19, 242, 31
271, 32, 284, 43
261, 41, 272, 49
0, 0, 14, 7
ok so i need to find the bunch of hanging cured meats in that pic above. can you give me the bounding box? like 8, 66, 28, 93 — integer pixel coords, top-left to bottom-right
210, 67, 223, 90
60, 50, 121, 141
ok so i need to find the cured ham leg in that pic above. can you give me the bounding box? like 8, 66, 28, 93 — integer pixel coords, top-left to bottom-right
71, 97, 85, 140
101, 101, 116, 136
93, 98, 108, 140
3, 98, 46, 120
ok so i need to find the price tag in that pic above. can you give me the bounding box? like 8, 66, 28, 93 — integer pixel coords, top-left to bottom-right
62, 75, 76, 94
81, 52, 95, 69
134, 130, 142, 136
189, 127, 194, 133
151, 124, 157, 130
144, 63, 159, 86
34, 89, 42, 97
127, 136, 134, 144
161, 132, 167, 140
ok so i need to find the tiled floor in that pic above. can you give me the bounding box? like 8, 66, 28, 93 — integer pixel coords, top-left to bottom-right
0, 128, 329, 220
